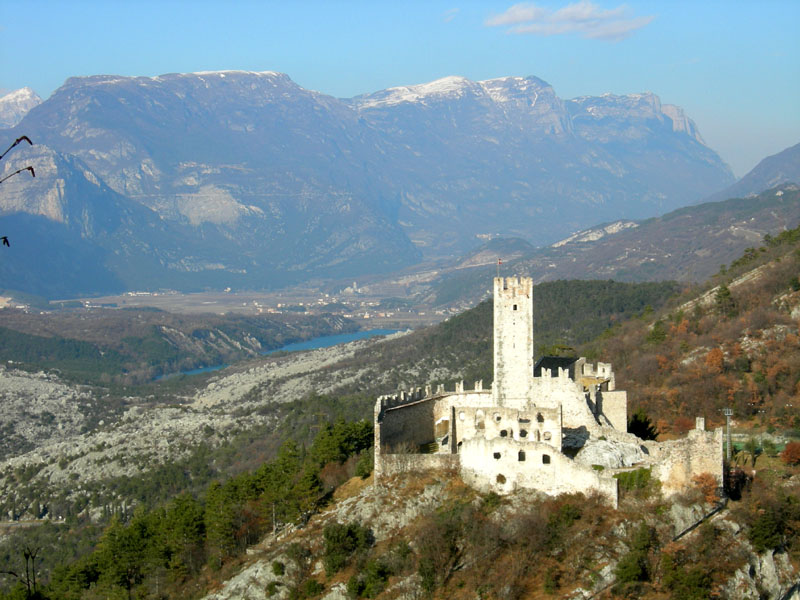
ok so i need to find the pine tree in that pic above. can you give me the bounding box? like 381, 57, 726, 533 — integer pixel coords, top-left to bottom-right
714, 284, 738, 318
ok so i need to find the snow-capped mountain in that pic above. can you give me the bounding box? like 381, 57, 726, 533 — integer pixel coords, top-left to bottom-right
0, 87, 42, 128
0, 71, 735, 297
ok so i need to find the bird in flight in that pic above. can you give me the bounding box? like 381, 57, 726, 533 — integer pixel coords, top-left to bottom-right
1, 237, 9, 247
0, 166, 35, 185
0, 136, 32, 162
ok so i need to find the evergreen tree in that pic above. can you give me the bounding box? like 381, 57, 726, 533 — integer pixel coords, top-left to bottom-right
628, 409, 659, 440
714, 284, 738, 318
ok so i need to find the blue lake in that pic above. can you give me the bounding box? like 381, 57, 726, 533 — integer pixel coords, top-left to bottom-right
157, 328, 400, 380
263, 329, 400, 355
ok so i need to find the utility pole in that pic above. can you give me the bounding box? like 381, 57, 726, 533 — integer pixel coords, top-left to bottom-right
723, 408, 733, 462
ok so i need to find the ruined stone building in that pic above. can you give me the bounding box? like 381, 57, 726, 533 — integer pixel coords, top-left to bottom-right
374, 277, 723, 507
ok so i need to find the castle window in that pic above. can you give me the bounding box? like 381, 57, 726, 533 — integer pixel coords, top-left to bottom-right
519, 418, 530, 424
537, 413, 544, 423
542, 454, 551, 464
493, 452, 501, 460
500, 429, 508, 437
543, 431, 552, 441
518, 451, 526, 461
496, 474, 506, 484
494, 413, 502, 423
519, 429, 528, 438
513, 304, 517, 311
457, 441, 462, 452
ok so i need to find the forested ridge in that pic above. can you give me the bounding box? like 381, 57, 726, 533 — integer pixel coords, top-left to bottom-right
0, 310, 355, 385
329, 279, 681, 393
0, 418, 373, 599
1, 239, 799, 597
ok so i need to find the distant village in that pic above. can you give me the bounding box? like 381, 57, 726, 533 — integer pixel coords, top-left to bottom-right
0, 280, 472, 329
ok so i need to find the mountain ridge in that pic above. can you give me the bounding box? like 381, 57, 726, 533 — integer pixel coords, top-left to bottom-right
2, 70, 734, 296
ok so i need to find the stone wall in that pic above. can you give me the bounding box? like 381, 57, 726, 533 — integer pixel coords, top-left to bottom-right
644, 428, 724, 497
459, 437, 618, 507
598, 390, 627, 432
449, 403, 563, 450
377, 397, 435, 452
375, 453, 460, 482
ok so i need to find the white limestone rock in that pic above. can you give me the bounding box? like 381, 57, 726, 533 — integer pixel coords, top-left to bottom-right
722, 549, 798, 600
573, 438, 646, 469
668, 502, 707, 536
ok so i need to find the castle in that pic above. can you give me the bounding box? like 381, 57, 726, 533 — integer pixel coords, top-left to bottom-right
374, 277, 723, 507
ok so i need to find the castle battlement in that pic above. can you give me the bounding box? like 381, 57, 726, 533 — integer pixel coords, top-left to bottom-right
374, 276, 723, 507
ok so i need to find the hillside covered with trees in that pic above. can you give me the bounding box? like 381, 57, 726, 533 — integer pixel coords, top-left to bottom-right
584, 224, 800, 434
1, 231, 799, 598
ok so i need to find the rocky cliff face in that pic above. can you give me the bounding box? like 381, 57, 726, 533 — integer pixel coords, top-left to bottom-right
1, 71, 734, 296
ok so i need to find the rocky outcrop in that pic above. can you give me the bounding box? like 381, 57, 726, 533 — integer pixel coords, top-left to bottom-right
573, 438, 647, 469
723, 549, 799, 600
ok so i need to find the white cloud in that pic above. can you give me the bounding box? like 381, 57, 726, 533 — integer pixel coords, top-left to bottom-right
443, 8, 461, 23
485, 1, 654, 41
485, 3, 547, 26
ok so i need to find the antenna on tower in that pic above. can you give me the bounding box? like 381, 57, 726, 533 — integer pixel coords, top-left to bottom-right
723, 407, 734, 462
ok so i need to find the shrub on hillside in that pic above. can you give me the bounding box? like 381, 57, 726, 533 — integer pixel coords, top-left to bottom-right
781, 441, 800, 465
748, 510, 782, 553
614, 468, 652, 492
322, 521, 372, 576
691, 472, 719, 504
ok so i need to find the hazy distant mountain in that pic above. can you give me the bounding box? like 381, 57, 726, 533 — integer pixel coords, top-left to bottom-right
704, 142, 800, 203
0, 88, 41, 128
351, 76, 733, 254
419, 184, 800, 308
1, 71, 735, 296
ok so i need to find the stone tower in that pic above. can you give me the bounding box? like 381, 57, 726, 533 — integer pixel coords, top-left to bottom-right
493, 276, 534, 408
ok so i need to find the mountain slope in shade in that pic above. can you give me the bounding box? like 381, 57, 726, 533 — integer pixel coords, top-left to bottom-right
411, 185, 800, 309
704, 142, 800, 203
0, 87, 42, 128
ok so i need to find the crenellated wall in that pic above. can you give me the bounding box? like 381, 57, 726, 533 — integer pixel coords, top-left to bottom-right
373, 274, 719, 506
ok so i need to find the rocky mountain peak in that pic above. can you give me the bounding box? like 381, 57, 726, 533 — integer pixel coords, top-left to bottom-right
0, 87, 42, 128
0, 70, 735, 296
350, 75, 481, 109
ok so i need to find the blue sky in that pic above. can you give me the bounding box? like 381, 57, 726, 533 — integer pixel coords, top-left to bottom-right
1, 0, 798, 177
